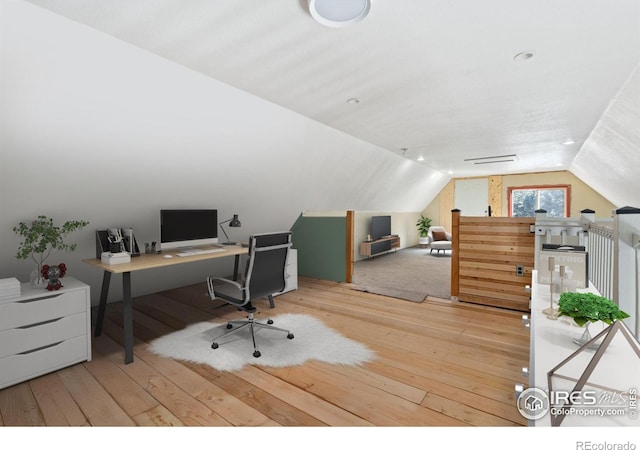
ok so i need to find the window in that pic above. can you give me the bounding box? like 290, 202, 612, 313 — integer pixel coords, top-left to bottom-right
508, 185, 570, 217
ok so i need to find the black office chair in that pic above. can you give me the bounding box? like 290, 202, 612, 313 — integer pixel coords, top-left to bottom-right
206, 231, 294, 358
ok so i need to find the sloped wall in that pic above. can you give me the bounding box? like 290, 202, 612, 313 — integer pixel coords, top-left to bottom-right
0, 1, 447, 304
571, 64, 640, 208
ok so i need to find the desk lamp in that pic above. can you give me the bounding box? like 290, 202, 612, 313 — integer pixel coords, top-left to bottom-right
219, 214, 241, 245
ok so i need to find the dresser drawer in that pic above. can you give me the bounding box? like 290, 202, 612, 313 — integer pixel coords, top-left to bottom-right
0, 335, 89, 389
0, 312, 88, 359
0, 289, 87, 331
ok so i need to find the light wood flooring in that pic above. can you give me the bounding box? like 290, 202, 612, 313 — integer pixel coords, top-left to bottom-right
0, 277, 530, 427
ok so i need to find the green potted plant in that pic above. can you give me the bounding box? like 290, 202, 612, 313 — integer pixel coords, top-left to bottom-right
558, 292, 630, 346
13, 215, 89, 285
416, 215, 432, 247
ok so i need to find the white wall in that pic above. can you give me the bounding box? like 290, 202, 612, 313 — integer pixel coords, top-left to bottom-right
571, 64, 640, 208
0, 1, 448, 304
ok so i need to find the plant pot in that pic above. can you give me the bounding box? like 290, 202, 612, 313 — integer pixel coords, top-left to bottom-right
30, 265, 44, 286
572, 322, 602, 349
418, 236, 429, 248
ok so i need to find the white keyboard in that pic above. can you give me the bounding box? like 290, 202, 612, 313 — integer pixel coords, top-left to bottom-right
176, 248, 226, 257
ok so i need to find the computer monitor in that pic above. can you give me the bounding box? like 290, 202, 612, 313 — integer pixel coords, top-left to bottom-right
160, 209, 218, 251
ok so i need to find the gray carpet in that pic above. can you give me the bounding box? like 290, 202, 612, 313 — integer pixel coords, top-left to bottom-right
352, 246, 451, 302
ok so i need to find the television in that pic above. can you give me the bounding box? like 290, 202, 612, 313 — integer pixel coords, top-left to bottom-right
371, 215, 391, 241
160, 209, 219, 251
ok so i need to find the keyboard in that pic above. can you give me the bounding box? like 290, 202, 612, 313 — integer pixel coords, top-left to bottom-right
176, 248, 226, 257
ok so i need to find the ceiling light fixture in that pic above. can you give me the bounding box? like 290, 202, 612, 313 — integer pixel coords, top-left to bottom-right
346, 97, 360, 104
417, 155, 424, 162
513, 51, 535, 62
308, 0, 371, 28
562, 139, 575, 145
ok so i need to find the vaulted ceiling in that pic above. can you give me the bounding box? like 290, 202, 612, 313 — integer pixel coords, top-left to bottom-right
25, 0, 640, 179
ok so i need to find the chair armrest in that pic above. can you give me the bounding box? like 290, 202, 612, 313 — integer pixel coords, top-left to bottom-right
207, 276, 244, 299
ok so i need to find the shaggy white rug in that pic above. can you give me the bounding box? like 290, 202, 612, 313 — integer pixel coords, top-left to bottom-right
148, 313, 375, 372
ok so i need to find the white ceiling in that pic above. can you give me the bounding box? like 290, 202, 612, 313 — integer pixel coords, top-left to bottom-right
25, 0, 640, 177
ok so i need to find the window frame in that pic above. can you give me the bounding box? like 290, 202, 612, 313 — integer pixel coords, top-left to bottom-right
507, 184, 571, 218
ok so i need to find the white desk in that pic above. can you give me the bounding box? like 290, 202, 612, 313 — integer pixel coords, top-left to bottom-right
83, 245, 247, 364
529, 271, 640, 426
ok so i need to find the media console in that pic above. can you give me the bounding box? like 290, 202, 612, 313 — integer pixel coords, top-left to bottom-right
360, 235, 400, 258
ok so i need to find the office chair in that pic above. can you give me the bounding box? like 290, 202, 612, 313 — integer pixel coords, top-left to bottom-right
206, 231, 294, 358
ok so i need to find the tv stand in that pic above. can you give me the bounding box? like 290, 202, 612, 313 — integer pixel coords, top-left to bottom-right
360, 235, 400, 258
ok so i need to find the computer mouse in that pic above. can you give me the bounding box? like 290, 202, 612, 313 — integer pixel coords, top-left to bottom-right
163, 254, 173, 258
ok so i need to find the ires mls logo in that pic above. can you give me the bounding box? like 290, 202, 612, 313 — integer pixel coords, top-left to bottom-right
517, 388, 550, 420
549, 390, 597, 405
517, 387, 638, 422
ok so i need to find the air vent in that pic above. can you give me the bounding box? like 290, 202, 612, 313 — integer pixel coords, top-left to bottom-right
464, 154, 518, 165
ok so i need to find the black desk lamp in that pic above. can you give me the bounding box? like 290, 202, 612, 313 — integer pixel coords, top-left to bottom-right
219, 214, 241, 245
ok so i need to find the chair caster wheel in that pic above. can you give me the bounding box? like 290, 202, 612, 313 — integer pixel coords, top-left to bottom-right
267, 319, 274, 324
253, 351, 261, 358
226, 323, 233, 329
211, 343, 219, 349
287, 333, 294, 339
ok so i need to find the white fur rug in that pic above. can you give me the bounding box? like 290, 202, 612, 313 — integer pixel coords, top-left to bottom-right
148, 313, 375, 372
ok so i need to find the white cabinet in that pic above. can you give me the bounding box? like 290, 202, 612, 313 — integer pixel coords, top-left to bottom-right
279, 249, 298, 295
0, 277, 91, 390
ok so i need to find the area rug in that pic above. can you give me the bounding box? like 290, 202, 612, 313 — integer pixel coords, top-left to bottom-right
352, 246, 451, 302
148, 313, 375, 372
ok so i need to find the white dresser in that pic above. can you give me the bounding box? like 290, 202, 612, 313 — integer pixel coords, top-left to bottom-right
0, 277, 91, 389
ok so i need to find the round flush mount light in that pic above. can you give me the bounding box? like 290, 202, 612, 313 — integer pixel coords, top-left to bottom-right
513, 51, 535, 62
308, 0, 371, 28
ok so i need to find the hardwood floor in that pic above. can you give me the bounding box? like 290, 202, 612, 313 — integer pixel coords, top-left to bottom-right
0, 277, 529, 427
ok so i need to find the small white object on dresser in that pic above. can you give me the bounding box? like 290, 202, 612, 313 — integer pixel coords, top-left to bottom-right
0, 276, 91, 390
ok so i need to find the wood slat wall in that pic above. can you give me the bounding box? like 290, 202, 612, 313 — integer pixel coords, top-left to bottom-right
452, 212, 535, 311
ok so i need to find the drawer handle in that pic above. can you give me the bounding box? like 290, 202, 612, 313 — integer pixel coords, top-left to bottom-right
17, 317, 64, 329
17, 294, 63, 304
18, 341, 64, 355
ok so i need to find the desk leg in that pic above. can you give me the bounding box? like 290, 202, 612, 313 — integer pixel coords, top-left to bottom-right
233, 255, 240, 281
122, 271, 134, 364
94, 271, 111, 337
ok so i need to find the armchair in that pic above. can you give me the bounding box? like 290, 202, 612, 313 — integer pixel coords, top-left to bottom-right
206, 231, 294, 358
428, 226, 452, 255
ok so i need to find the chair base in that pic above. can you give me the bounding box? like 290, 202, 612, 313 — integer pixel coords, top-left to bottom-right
211, 312, 294, 358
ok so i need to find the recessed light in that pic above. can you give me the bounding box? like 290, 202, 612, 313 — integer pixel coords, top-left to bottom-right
346, 98, 360, 104
562, 139, 575, 145
308, 0, 371, 28
417, 155, 424, 162
513, 51, 535, 62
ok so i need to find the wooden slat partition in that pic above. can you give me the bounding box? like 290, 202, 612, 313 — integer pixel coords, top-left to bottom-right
451, 211, 535, 311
